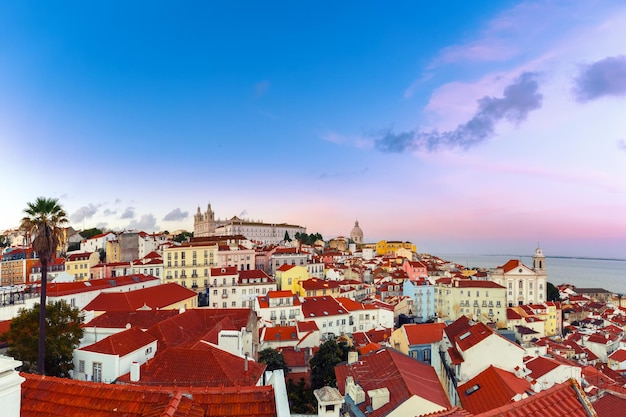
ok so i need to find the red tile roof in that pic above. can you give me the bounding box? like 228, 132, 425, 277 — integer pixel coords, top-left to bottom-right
335, 348, 450, 417
300, 277, 340, 290
210, 266, 238, 276
146, 308, 254, 349
302, 296, 347, 318
117, 345, 265, 387
83, 283, 196, 312
47, 274, 159, 297
608, 348, 626, 362
525, 356, 562, 380
79, 326, 157, 356
592, 391, 626, 417
475, 379, 594, 417
276, 264, 295, 272
262, 326, 299, 341
20, 372, 277, 417
403, 322, 446, 345
84, 310, 180, 329
457, 365, 531, 414
296, 320, 319, 332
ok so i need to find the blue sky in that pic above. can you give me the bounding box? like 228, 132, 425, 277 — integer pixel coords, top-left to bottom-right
2, 1, 626, 258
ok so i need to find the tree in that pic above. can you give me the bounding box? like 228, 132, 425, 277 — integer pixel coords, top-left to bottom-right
547, 282, 560, 301
173, 231, 193, 243
3, 301, 84, 377
258, 348, 288, 373
283, 231, 291, 242
20, 197, 68, 374
309, 339, 353, 389
80, 227, 103, 240
0, 235, 10, 248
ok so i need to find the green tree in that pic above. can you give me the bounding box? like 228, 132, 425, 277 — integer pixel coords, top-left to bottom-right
173, 231, 193, 243
0, 235, 10, 248
258, 348, 289, 373
80, 227, 103, 240
283, 231, 291, 242
20, 197, 68, 374
3, 301, 84, 377
309, 339, 353, 389
287, 377, 316, 414
547, 282, 560, 301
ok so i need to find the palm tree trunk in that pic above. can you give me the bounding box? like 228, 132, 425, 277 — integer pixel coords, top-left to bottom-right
38, 258, 47, 375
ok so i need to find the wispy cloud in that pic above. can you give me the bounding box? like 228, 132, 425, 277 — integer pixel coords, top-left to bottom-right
573, 55, 626, 102
618, 139, 626, 151
102, 208, 116, 216
255, 80, 270, 98
70, 203, 100, 224
163, 208, 188, 221
120, 206, 135, 219
376, 72, 543, 153
127, 214, 158, 232
318, 167, 369, 180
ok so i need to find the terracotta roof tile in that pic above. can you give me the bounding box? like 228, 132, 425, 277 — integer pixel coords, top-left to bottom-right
117, 345, 265, 387
457, 365, 531, 414
335, 348, 450, 417
475, 379, 594, 417
403, 322, 446, 345
20, 373, 276, 417
592, 391, 626, 417
84, 310, 180, 329
83, 283, 196, 312
79, 326, 157, 356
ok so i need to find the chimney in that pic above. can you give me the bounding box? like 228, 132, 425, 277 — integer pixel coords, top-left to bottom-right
368, 388, 390, 411
130, 361, 140, 382
244, 353, 249, 372
0, 357, 25, 417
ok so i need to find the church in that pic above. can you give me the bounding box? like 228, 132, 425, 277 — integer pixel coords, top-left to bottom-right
491, 247, 547, 307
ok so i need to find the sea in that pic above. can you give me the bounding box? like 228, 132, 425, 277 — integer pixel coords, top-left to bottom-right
438, 254, 626, 296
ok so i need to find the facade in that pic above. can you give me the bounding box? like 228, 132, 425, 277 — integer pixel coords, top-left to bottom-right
28, 258, 66, 283
65, 252, 100, 281
375, 240, 417, 256
255, 290, 303, 327
403, 279, 436, 322
73, 326, 158, 383
275, 264, 309, 292
390, 322, 446, 365
194, 202, 306, 244
80, 232, 117, 254
435, 278, 507, 327
162, 241, 218, 290
491, 247, 548, 306
1, 248, 37, 286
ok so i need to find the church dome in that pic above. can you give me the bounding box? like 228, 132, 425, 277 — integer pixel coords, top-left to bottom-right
350, 220, 363, 244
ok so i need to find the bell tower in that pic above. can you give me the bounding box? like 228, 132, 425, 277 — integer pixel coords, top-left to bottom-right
532, 246, 546, 276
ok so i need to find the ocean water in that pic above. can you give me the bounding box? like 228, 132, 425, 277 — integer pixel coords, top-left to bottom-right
439, 254, 626, 295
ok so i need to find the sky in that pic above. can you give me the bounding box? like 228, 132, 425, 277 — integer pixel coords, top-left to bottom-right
1, 1, 626, 259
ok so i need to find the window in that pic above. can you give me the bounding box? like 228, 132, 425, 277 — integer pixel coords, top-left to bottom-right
231, 301, 236, 307
213, 289, 218, 295
146, 346, 153, 354
79, 360, 85, 373
92, 362, 102, 382
222, 302, 227, 308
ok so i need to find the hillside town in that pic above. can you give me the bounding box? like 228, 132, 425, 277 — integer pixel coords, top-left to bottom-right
1, 203, 625, 417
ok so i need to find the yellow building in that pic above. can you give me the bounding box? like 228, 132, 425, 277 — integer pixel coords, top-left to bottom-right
106, 239, 122, 263
296, 277, 341, 297
163, 242, 219, 290
375, 240, 417, 256
65, 252, 100, 281
275, 264, 309, 293
435, 278, 507, 328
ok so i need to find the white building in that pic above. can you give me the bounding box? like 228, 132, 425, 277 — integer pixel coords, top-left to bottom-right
73, 326, 158, 383
491, 247, 547, 307
80, 232, 117, 253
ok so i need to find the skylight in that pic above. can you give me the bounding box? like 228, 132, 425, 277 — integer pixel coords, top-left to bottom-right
459, 331, 472, 340
465, 384, 480, 396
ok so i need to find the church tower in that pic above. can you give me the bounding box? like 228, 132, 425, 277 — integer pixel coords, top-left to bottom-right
532, 246, 546, 277
193, 203, 216, 237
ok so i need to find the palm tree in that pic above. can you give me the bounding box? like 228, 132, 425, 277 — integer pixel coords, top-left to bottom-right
20, 197, 68, 374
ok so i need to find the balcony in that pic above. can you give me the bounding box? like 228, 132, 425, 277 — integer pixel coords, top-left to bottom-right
221, 293, 228, 298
